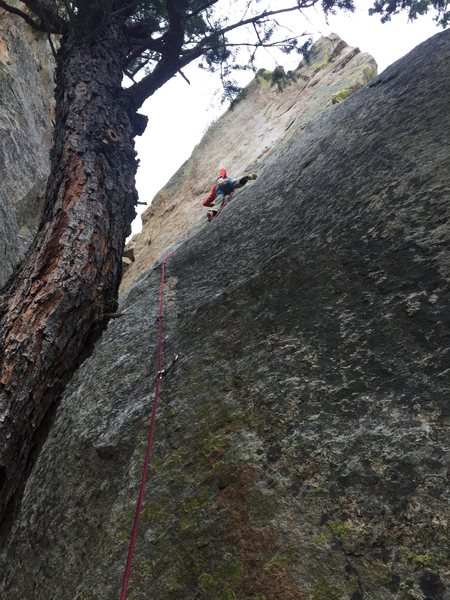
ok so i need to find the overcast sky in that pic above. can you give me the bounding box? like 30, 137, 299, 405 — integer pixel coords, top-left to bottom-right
131, 1, 442, 235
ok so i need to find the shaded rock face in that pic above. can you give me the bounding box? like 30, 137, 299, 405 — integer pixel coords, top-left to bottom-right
0, 9, 53, 287
121, 33, 377, 290
1, 30, 450, 600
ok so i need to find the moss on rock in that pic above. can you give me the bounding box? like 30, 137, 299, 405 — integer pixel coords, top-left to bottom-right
331, 88, 353, 104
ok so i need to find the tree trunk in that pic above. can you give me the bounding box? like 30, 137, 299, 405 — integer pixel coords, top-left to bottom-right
0, 22, 138, 539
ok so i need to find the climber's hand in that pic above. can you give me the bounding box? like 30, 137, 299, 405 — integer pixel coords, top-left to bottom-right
247, 173, 257, 180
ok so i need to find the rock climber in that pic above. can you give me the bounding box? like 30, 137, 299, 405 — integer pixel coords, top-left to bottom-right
202, 168, 257, 221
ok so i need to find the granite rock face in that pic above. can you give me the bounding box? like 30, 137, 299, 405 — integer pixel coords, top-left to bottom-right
0, 9, 53, 287
121, 33, 377, 290
1, 30, 450, 600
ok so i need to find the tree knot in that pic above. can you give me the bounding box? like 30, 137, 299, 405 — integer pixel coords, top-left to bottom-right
104, 128, 121, 144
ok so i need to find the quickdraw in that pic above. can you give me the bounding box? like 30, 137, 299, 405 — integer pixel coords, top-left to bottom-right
156, 353, 181, 380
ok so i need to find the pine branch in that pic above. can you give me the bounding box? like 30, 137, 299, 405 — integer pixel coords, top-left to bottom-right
123, 28, 165, 68
110, 0, 143, 18
20, 0, 69, 34
164, 0, 188, 60
224, 36, 308, 48
188, 0, 220, 19
126, 1, 316, 108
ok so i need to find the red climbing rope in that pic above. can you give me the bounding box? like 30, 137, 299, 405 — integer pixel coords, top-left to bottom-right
119, 253, 172, 600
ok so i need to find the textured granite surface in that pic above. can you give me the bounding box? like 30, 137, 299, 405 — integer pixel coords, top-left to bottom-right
0, 10, 53, 287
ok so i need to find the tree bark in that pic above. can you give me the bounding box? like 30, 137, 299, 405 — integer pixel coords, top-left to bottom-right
0, 21, 139, 537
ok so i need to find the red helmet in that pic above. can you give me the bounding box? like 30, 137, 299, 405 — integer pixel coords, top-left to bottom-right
219, 168, 227, 178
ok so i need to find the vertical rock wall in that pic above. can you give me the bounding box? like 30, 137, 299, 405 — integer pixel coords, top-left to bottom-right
0, 7, 53, 287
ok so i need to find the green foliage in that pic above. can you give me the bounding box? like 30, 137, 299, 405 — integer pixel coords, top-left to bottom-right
229, 87, 248, 109
128, 0, 167, 25
369, 0, 449, 27
256, 68, 273, 82
322, 0, 355, 15
331, 88, 353, 103
4, 0, 447, 106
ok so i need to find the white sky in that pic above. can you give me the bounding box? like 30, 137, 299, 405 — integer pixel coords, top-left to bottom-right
131, 1, 442, 235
